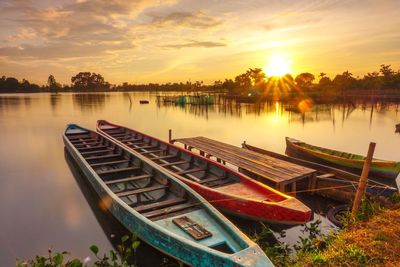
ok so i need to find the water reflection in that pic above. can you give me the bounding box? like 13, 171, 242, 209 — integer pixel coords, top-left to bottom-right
155, 98, 400, 129
64, 150, 181, 267
49, 93, 61, 113
73, 93, 108, 112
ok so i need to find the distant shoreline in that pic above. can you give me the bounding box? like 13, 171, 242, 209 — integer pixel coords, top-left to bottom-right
1, 89, 400, 103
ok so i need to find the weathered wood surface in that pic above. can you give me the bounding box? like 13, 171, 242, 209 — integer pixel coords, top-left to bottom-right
174, 136, 316, 186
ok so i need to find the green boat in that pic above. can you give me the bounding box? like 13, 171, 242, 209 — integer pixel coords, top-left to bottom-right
286, 137, 400, 181
63, 124, 273, 267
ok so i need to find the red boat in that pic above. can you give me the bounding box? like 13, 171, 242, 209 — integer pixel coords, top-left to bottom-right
97, 120, 311, 225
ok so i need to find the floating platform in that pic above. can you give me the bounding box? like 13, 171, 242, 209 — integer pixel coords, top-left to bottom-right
173, 136, 317, 195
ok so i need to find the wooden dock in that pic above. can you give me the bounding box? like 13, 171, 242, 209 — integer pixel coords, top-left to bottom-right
173, 136, 317, 195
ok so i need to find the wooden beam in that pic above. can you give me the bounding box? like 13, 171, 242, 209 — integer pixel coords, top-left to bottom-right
96, 166, 140, 175
116, 184, 168, 197
105, 174, 153, 185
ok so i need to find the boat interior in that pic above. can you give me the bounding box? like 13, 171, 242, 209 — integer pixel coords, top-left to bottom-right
65, 129, 202, 222
98, 124, 240, 189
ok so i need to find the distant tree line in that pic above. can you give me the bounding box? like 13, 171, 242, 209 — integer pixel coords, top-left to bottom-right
1, 65, 400, 99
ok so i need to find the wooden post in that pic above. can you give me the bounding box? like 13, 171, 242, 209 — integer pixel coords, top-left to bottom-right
352, 142, 376, 216
168, 129, 172, 143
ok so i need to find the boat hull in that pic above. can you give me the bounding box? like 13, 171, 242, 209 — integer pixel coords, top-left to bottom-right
63, 128, 273, 267
97, 120, 311, 225
243, 143, 398, 203
286, 138, 400, 181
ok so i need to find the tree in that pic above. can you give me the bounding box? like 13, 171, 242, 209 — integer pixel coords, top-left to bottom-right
71, 72, 109, 90
380, 64, 394, 78
318, 76, 331, 87
295, 73, 315, 89
246, 68, 266, 86
234, 73, 252, 93
332, 71, 357, 91
47, 74, 61, 93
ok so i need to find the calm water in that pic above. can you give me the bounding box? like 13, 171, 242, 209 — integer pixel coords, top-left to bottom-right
0, 92, 399, 266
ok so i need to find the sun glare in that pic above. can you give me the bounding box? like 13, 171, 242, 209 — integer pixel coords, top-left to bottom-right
264, 54, 292, 77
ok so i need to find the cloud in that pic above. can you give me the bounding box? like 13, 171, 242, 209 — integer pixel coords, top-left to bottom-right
0, 0, 175, 59
160, 40, 226, 49
148, 11, 222, 29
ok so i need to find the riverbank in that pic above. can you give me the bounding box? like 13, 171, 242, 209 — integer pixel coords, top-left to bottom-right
294, 201, 400, 267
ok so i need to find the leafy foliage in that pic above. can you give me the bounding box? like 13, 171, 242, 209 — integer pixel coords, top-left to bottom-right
16, 235, 140, 267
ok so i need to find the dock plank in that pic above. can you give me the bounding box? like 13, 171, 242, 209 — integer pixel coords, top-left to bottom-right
175, 136, 315, 184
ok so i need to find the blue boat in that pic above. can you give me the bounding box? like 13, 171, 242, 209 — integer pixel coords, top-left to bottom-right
63, 124, 273, 267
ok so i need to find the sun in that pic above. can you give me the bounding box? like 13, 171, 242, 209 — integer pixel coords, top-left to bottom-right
264, 54, 292, 77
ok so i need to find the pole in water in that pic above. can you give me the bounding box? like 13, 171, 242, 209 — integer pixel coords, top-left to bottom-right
168, 129, 172, 143
352, 142, 376, 216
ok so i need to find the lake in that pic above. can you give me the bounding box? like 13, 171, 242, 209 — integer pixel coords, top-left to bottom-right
0, 92, 399, 266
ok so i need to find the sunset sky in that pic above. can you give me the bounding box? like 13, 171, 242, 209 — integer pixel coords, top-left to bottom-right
1, 0, 400, 85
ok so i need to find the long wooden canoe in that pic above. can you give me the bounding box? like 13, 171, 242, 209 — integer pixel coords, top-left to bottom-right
63, 124, 272, 267
97, 120, 312, 225
286, 137, 400, 181
242, 143, 398, 203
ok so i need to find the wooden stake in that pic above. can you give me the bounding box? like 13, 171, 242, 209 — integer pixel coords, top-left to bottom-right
168, 129, 172, 143
352, 142, 376, 216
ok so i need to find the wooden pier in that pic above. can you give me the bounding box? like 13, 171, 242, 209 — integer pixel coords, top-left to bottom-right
172, 136, 317, 195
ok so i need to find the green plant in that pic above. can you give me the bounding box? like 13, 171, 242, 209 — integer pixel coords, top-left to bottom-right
252, 223, 292, 267
356, 198, 381, 221
311, 252, 327, 266
389, 192, 400, 204
16, 234, 140, 267
294, 219, 325, 253
346, 245, 368, 265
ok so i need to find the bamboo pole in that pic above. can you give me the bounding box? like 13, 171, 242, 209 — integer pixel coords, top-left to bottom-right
168, 129, 172, 143
352, 142, 376, 216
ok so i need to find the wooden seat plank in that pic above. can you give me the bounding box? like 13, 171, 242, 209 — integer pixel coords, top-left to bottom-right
160, 160, 189, 167
142, 203, 197, 219
150, 154, 178, 160
105, 174, 153, 185
81, 149, 112, 156
86, 153, 121, 161
132, 145, 158, 150
175, 168, 205, 175
116, 184, 168, 197
140, 149, 165, 155
78, 145, 108, 152
91, 159, 130, 167
97, 166, 140, 175
134, 198, 186, 212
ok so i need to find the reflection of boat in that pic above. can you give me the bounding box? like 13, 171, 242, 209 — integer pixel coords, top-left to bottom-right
97, 120, 311, 225
64, 150, 168, 266
286, 137, 400, 181
242, 143, 398, 203
63, 124, 272, 267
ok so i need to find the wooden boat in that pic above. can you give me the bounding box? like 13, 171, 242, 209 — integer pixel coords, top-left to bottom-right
286, 137, 400, 181
139, 100, 149, 104
97, 120, 312, 225
242, 143, 398, 203
63, 124, 272, 267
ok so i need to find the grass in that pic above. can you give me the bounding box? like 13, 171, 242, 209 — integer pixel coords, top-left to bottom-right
253, 194, 400, 267
292, 195, 400, 267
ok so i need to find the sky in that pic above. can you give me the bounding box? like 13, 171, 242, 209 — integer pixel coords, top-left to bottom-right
0, 0, 400, 85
